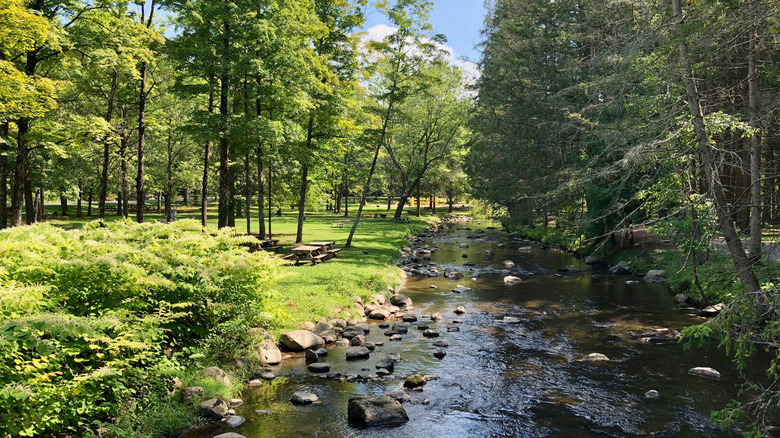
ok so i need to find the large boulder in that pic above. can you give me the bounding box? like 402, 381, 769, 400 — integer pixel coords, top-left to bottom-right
368, 308, 390, 320
256, 339, 282, 365
644, 270, 667, 284
280, 330, 325, 351
202, 367, 230, 386
390, 293, 413, 307
346, 346, 371, 360
312, 321, 333, 336
290, 392, 319, 405
347, 395, 409, 427
181, 386, 204, 404
198, 398, 228, 420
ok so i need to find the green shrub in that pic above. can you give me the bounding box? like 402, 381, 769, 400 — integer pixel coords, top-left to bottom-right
0, 220, 282, 437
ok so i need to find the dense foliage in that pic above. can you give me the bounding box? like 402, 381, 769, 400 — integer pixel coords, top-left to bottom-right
0, 221, 281, 436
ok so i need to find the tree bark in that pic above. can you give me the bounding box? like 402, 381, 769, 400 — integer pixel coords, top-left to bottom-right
166, 124, 173, 223
245, 153, 251, 235
672, 0, 761, 293
77, 181, 82, 218
183, 188, 189, 207
99, 69, 118, 219
87, 188, 92, 216
748, 7, 762, 262
202, 84, 214, 228
35, 188, 43, 222
296, 115, 314, 243
0, 122, 8, 229
60, 192, 68, 217
119, 128, 129, 217
117, 192, 123, 216
217, 23, 230, 228
136, 0, 154, 223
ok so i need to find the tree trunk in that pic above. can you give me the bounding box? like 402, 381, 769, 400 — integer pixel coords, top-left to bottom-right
60, 192, 68, 216
11, 118, 31, 226
296, 116, 314, 243
257, 143, 265, 239
416, 185, 421, 217
117, 192, 123, 216
202, 84, 214, 228
156, 192, 161, 213
136, 1, 154, 224
120, 129, 129, 217
77, 183, 82, 218
183, 188, 189, 207
748, 10, 762, 262
217, 24, 230, 228
166, 125, 173, 223
87, 188, 92, 217
0, 122, 8, 229
267, 166, 272, 238
35, 188, 43, 222
387, 195, 392, 211
672, 0, 761, 293
245, 153, 251, 235
99, 70, 118, 219
431, 193, 436, 214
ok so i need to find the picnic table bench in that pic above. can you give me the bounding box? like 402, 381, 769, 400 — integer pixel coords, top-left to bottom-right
285, 242, 342, 264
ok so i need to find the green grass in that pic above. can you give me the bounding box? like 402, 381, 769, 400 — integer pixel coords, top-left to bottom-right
44, 200, 440, 338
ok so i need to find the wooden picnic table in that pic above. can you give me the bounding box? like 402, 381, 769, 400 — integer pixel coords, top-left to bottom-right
288, 245, 329, 264
308, 241, 335, 250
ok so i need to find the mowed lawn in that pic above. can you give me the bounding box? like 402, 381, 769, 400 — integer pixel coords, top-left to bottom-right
43, 200, 446, 335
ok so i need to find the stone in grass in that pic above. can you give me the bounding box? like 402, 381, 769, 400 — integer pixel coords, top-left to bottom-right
181, 386, 204, 403
688, 367, 721, 380
403, 374, 426, 388
348, 395, 409, 427
198, 398, 228, 420
202, 367, 231, 386
290, 392, 318, 405
308, 362, 332, 373
346, 346, 371, 360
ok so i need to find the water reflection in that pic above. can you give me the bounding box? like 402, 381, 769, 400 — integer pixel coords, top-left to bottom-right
194, 221, 756, 438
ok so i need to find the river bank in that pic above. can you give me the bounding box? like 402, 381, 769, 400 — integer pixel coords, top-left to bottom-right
186, 218, 761, 438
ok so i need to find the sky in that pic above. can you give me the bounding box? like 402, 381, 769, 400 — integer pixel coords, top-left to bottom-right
362, 0, 487, 63
361, 1, 488, 82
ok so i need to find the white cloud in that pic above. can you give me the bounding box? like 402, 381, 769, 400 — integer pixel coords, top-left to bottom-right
360, 24, 482, 86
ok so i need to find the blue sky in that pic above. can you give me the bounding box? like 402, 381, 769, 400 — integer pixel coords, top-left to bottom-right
362, 0, 487, 63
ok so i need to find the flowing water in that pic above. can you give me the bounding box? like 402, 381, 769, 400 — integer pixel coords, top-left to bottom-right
196, 221, 760, 438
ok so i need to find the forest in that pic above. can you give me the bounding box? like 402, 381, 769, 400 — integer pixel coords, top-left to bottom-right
2, 0, 780, 436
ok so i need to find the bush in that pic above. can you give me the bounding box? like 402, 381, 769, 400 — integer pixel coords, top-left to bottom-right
0, 220, 281, 437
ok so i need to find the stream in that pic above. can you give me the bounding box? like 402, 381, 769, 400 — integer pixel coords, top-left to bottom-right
197, 220, 758, 437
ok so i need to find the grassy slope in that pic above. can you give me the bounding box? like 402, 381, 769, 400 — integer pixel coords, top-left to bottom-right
45, 201, 439, 337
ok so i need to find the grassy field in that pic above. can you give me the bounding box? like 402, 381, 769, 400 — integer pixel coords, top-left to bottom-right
43, 200, 443, 336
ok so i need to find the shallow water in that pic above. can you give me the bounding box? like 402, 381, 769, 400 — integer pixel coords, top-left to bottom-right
195, 221, 760, 438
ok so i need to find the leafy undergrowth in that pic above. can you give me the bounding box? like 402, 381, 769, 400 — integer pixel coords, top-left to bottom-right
0, 212, 438, 437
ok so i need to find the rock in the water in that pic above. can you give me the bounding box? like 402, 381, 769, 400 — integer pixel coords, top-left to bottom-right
369, 308, 390, 320
346, 346, 371, 360
385, 390, 411, 404
317, 329, 338, 344
376, 359, 395, 372
430, 284, 438, 289
214, 433, 247, 438
700, 303, 726, 317
181, 386, 204, 403
503, 275, 522, 285
445, 270, 464, 280
256, 339, 282, 365
390, 294, 413, 307
316, 348, 328, 357
403, 374, 426, 388
503, 260, 515, 269
433, 349, 446, 359
643, 270, 667, 284
454, 306, 466, 315
430, 312, 443, 321
280, 330, 325, 351
433, 340, 448, 348
350, 334, 367, 346
688, 367, 721, 379
348, 394, 409, 427
562, 265, 581, 273
312, 321, 333, 336
392, 324, 409, 334
584, 254, 601, 265
389, 334, 403, 341
308, 362, 332, 373
674, 294, 690, 307
258, 372, 275, 380
580, 353, 610, 362
609, 261, 631, 275
202, 367, 230, 386
247, 379, 262, 388
625, 280, 639, 285
452, 284, 472, 293
291, 392, 319, 405
225, 415, 246, 428
496, 316, 521, 324
644, 390, 660, 399
417, 323, 430, 330
198, 398, 228, 420
423, 330, 440, 338
447, 326, 460, 332
305, 349, 319, 361
402, 314, 418, 323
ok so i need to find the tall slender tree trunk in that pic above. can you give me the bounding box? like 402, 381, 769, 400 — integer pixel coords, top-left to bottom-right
296, 116, 314, 243
87, 188, 92, 216
183, 189, 189, 207
136, 0, 154, 223
11, 118, 31, 226
387, 195, 392, 211
267, 166, 272, 238
156, 192, 161, 213
35, 188, 43, 222
217, 24, 230, 228
119, 129, 129, 217
77, 181, 82, 218
672, 0, 761, 293
99, 69, 118, 219
0, 122, 8, 229
166, 125, 173, 223
60, 192, 68, 216
748, 9, 762, 262
117, 192, 123, 216
245, 153, 251, 235
416, 185, 421, 217
202, 85, 214, 228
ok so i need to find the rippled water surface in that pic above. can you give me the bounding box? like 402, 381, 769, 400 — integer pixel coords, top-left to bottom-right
196, 221, 757, 438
